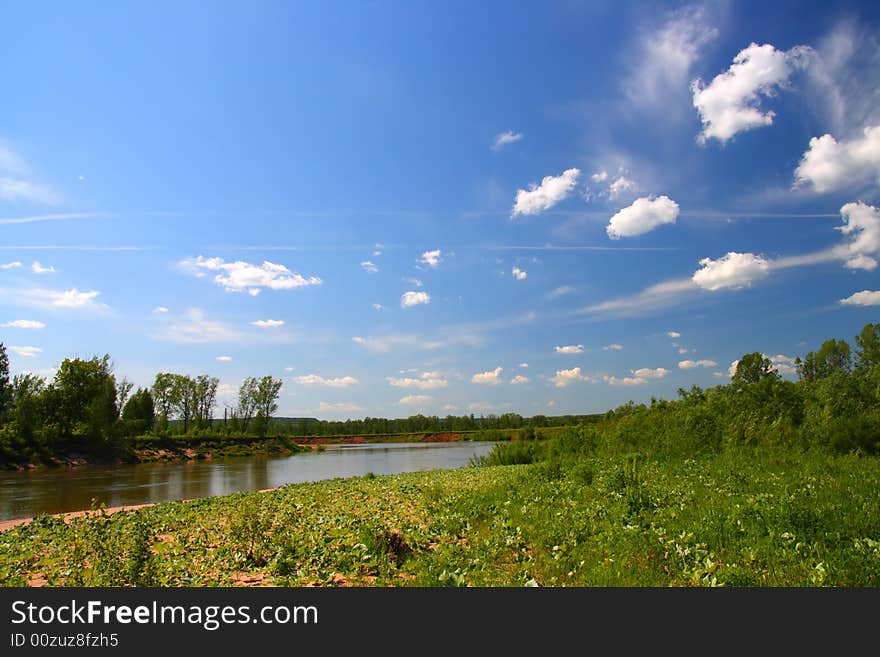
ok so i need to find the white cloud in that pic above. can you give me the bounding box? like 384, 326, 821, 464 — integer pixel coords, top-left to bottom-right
153, 306, 169, 314
603, 344, 624, 351
372, 303, 384, 311
625, 5, 719, 109
667, 331, 681, 338
30, 261, 55, 274
692, 42, 812, 144
8, 345, 41, 358
511, 168, 580, 217
512, 266, 527, 280
607, 195, 679, 239
608, 176, 638, 201
554, 344, 584, 355
794, 126, 880, 193
294, 374, 359, 388
840, 290, 880, 306
361, 260, 379, 273
692, 252, 771, 291
399, 394, 433, 406
728, 360, 740, 378
386, 372, 448, 390
586, 278, 698, 316
833, 202, 880, 270
550, 367, 589, 387
400, 291, 431, 308
547, 285, 575, 299
603, 375, 648, 386
405, 277, 423, 288
180, 255, 321, 295
510, 375, 529, 385
604, 367, 668, 386
591, 170, 608, 183
419, 250, 442, 268
678, 348, 689, 355
492, 131, 523, 151
0, 261, 22, 270
632, 367, 670, 379
471, 367, 503, 384
678, 359, 717, 369
251, 319, 285, 328
1, 319, 44, 329
216, 355, 233, 362
14, 288, 107, 311
768, 354, 799, 376
0, 178, 58, 204
518, 363, 529, 368
154, 308, 241, 344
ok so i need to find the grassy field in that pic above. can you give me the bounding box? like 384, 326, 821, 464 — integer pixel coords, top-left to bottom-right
2, 447, 878, 587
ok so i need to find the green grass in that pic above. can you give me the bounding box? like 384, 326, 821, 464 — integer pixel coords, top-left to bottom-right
2, 447, 878, 587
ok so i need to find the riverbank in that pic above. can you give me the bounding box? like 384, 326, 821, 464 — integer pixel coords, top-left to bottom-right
1, 428, 524, 471
2, 448, 878, 587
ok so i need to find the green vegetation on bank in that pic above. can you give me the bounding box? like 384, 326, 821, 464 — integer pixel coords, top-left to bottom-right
2, 322, 879, 587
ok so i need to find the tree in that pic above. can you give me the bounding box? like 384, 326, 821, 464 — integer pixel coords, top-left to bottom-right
122, 388, 155, 433
152, 373, 177, 432
0, 343, 11, 422
116, 377, 134, 417
50, 355, 117, 440
732, 353, 778, 385
170, 374, 196, 434
253, 375, 282, 436
798, 339, 852, 382
237, 376, 259, 432
11, 373, 45, 442
855, 323, 880, 369
193, 375, 219, 428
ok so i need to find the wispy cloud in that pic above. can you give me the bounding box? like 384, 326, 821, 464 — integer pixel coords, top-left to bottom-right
361, 260, 379, 273
387, 372, 448, 390
293, 374, 359, 387
554, 344, 584, 354
399, 394, 433, 406
8, 345, 42, 358
153, 308, 241, 344
1, 319, 45, 329
0, 212, 101, 226
491, 131, 523, 151
251, 319, 285, 328
31, 261, 55, 274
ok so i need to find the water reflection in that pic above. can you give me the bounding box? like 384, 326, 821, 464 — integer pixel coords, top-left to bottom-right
0, 441, 497, 521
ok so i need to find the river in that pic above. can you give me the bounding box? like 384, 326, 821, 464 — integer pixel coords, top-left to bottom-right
0, 441, 498, 522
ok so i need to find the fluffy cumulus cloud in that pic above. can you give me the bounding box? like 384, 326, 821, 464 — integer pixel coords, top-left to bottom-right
591, 171, 608, 183
400, 291, 431, 308
510, 375, 529, 384
492, 131, 523, 151
293, 374, 359, 387
692, 252, 771, 291
606, 195, 679, 239
554, 344, 584, 354
399, 394, 432, 406
794, 126, 880, 193
8, 345, 41, 358
31, 261, 55, 274
833, 202, 880, 270
251, 319, 285, 328
471, 367, 503, 384
512, 266, 527, 280
1, 319, 44, 329
511, 168, 580, 216
181, 255, 321, 295
361, 261, 379, 273
678, 359, 718, 369
632, 367, 670, 379
692, 42, 812, 144
419, 250, 442, 268
604, 367, 669, 386
386, 372, 448, 390
550, 367, 590, 387
840, 290, 880, 306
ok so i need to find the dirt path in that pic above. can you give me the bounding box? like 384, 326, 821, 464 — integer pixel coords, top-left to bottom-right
0, 488, 280, 533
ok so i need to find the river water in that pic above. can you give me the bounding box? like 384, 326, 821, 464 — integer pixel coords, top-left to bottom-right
0, 441, 498, 521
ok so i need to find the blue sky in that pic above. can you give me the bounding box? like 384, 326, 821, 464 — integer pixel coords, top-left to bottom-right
1, 0, 879, 419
